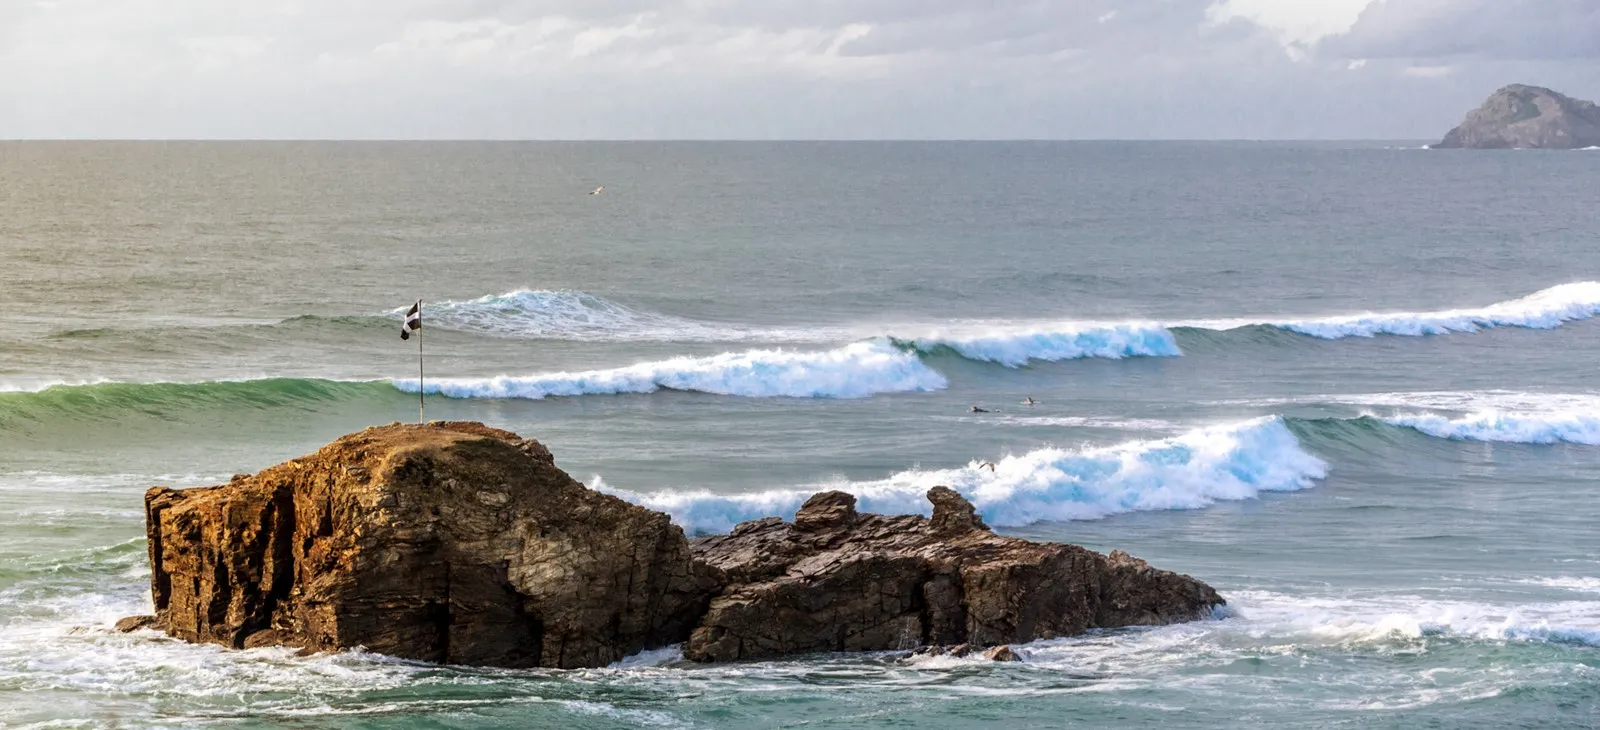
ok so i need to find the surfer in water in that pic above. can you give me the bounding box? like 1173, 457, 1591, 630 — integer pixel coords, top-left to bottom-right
970, 405, 990, 413
1022, 396, 1036, 406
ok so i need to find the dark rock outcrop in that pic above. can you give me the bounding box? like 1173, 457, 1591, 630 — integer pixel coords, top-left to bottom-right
1435, 84, 1600, 149
133, 421, 712, 668
124, 422, 1224, 668
684, 490, 1223, 662
908, 643, 1022, 662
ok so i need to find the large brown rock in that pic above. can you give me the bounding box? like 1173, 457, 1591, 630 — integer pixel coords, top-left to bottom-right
125, 423, 1225, 668
132, 421, 712, 668
1435, 84, 1600, 149
684, 488, 1224, 662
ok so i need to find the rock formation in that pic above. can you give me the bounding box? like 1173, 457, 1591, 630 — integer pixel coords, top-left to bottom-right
121, 422, 1225, 668
1435, 84, 1600, 149
131, 422, 713, 668
684, 488, 1222, 662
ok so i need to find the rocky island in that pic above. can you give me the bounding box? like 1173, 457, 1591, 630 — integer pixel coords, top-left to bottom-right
1434, 84, 1600, 149
119, 422, 1224, 668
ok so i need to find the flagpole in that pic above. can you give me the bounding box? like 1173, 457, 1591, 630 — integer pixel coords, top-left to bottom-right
417, 300, 425, 425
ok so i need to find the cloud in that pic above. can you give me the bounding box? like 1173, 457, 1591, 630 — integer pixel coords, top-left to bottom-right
1324, 0, 1600, 60
1206, 0, 1376, 47
0, 0, 1596, 139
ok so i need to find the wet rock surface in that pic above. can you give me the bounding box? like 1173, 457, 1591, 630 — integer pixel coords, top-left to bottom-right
684, 489, 1223, 662
126, 423, 1224, 668
132, 421, 712, 669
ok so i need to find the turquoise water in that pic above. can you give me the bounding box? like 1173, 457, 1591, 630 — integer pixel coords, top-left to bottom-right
2, 142, 1598, 728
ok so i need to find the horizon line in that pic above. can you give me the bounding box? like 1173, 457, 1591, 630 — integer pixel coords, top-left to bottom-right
0, 137, 1434, 143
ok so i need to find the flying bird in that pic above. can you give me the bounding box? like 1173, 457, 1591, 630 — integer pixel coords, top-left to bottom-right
589, 185, 604, 195
978, 461, 996, 472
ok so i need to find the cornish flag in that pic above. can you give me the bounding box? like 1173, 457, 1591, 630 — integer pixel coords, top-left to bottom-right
400, 300, 421, 340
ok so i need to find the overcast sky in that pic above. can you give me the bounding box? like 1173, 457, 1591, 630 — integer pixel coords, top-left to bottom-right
3, 0, 1597, 139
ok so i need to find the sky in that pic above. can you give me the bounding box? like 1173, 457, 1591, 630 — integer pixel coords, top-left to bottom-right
2, 0, 1597, 139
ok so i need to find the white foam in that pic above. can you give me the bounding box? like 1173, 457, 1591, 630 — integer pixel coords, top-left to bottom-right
1207, 389, 1600, 413
1217, 590, 1600, 648
0, 378, 115, 394
1187, 282, 1600, 339
896, 323, 1181, 366
1011, 588, 1600, 713
943, 415, 1183, 431
608, 645, 684, 668
392, 341, 946, 400
1520, 577, 1600, 594
1382, 409, 1600, 445
407, 290, 830, 343
601, 417, 1327, 534
397, 283, 1600, 359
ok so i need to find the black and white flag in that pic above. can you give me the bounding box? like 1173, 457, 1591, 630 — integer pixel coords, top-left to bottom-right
400, 301, 421, 340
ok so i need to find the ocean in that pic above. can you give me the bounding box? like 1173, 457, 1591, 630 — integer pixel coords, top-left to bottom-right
1, 141, 1598, 728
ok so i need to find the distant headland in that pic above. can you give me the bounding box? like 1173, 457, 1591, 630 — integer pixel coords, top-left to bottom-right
1434, 84, 1600, 149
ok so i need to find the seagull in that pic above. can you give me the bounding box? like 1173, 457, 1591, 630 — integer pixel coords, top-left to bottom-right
978, 461, 996, 472
589, 185, 604, 195
970, 405, 990, 413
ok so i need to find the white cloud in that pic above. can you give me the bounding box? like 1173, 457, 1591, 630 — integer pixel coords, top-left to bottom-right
1323, 0, 1600, 60
1206, 0, 1378, 47
0, 0, 1596, 139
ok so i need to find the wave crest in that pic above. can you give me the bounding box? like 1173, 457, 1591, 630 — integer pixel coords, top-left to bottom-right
896, 323, 1180, 366
1381, 409, 1600, 445
392, 341, 946, 400
1211, 282, 1600, 339
603, 417, 1327, 534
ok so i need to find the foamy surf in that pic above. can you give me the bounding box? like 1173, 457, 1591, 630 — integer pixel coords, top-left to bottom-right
393, 341, 946, 400
895, 323, 1181, 366
1186, 282, 1600, 339
400, 283, 1600, 362
403, 289, 845, 343
1216, 590, 1600, 648
602, 417, 1327, 534
1381, 410, 1600, 446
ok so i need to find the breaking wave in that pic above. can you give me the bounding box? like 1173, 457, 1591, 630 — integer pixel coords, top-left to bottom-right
1183, 281, 1600, 339
394, 341, 946, 400
603, 417, 1328, 534
409, 290, 781, 342
1379, 410, 1600, 446
894, 323, 1181, 366
1244, 390, 1600, 447
410, 283, 1600, 358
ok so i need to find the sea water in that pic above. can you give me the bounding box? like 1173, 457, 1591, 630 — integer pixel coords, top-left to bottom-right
1, 141, 1597, 728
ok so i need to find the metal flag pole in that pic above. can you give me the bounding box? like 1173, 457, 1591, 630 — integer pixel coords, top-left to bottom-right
417, 300, 425, 425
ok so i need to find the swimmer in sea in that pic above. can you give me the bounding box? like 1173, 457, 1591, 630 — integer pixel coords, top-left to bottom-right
970, 405, 990, 413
